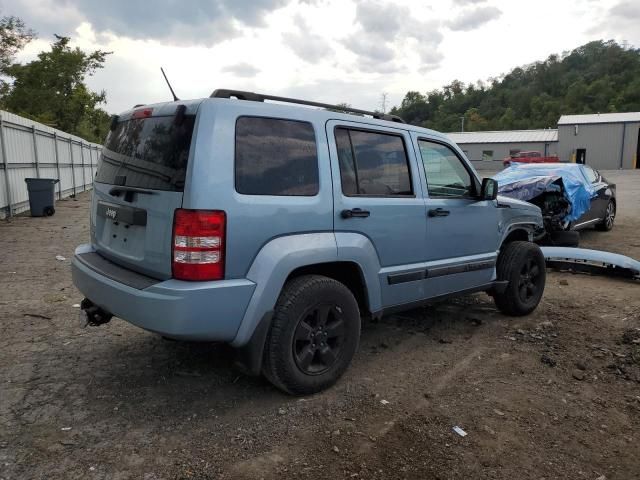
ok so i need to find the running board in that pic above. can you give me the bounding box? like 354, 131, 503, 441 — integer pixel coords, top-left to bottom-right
541, 247, 640, 280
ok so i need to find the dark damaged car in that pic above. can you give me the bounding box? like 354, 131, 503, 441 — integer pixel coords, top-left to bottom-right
494, 163, 616, 245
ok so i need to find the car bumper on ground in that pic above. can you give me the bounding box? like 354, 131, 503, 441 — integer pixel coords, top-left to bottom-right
71, 244, 256, 341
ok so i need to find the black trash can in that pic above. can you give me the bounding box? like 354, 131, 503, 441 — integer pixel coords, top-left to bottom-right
24, 178, 59, 217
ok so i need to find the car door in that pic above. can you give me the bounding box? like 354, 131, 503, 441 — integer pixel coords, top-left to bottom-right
573, 165, 607, 227
412, 134, 500, 297
327, 120, 429, 308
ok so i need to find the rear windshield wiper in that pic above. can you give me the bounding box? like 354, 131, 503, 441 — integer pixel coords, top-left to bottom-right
108, 186, 156, 196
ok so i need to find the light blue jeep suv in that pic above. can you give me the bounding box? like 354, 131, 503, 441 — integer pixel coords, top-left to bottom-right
72, 90, 545, 395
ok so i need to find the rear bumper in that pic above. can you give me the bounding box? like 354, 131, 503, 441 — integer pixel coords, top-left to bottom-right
71, 245, 256, 341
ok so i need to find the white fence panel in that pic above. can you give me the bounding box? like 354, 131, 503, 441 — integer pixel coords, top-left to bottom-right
0, 110, 102, 217
39, 166, 58, 180
59, 166, 75, 197
83, 166, 93, 188
56, 137, 72, 164
36, 134, 56, 164
6, 166, 32, 209
73, 163, 83, 193
5, 127, 35, 164
0, 170, 7, 207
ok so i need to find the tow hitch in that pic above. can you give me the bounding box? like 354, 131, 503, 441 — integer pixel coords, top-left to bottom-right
79, 298, 113, 327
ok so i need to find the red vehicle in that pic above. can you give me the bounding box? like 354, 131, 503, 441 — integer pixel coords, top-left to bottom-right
503, 151, 559, 167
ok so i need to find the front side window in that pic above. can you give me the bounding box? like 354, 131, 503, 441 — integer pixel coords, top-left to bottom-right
419, 140, 474, 198
335, 128, 412, 196
235, 117, 319, 196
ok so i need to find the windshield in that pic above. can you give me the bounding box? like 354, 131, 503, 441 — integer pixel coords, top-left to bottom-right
95, 115, 195, 191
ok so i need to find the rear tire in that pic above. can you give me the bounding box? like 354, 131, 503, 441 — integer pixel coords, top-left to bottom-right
595, 200, 615, 231
494, 241, 546, 317
263, 275, 360, 395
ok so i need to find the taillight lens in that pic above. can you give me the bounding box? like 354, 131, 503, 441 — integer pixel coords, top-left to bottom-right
172, 209, 226, 281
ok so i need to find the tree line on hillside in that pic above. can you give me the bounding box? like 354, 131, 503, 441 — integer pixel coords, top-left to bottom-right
0, 14, 111, 142
390, 40, 640, 132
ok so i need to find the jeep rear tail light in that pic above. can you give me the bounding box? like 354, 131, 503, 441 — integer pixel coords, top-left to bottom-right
172, 209, 226, 281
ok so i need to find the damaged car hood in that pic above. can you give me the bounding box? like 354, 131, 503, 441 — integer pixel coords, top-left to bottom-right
494, 165, 596, 222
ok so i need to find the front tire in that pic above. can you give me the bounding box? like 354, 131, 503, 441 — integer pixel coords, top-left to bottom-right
595, 200, 615, 231
263, 275, 360, 395
493, 241, 546, 316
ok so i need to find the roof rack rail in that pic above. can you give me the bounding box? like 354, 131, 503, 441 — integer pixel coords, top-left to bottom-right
210, 89, 405, 123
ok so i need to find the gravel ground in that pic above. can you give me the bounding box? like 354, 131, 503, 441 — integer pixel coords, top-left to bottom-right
1, 171, 639, 480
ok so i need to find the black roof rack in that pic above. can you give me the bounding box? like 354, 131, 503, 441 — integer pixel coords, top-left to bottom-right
210, 89, 405, 123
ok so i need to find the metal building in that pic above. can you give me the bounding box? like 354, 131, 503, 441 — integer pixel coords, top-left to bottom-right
446, 129, 558, 170
557, 112, 640, 170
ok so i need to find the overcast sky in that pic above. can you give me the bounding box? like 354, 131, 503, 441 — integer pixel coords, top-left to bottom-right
5, 0, 640, 114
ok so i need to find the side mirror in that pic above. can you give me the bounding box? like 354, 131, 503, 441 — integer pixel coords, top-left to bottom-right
481, 178, 498, 200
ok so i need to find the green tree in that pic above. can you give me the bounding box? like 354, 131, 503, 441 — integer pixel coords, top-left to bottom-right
392, 40, 640, 132
0, 14, 34, 72
2, 35, 111, 142
0, 14, 35, 95
326, 102, 353, 113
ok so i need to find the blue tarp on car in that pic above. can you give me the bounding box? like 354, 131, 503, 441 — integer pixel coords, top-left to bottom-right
493, 164, 596, 222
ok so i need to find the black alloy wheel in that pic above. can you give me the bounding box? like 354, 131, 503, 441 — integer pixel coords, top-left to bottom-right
292, 303, 345, 375
603, 201, 616, 231
517, 257, 543, 303
493, 241, 546, 316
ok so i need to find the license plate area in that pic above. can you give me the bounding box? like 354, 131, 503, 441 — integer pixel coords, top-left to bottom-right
96, 201, 147, 226
96, 202, 146, 260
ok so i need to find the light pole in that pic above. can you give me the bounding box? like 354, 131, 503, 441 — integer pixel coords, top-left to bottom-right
460, 116, 465, 132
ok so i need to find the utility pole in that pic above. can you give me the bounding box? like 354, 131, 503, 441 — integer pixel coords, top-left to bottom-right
380, 92, 388, 114
460, 116, 465, 132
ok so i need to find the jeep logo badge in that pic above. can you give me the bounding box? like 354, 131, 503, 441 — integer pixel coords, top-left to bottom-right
105, 208, 117, 220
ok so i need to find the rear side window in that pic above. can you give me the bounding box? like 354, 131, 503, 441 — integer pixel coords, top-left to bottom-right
95, 115, 195, 191
335, 128, 413, 196
235, 117, 319, 196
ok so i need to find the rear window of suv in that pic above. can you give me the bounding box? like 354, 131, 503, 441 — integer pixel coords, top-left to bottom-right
235, 117, 319, 196
95, 114, 195, 191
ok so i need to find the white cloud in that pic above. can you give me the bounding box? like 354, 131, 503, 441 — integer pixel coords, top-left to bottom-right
9, 0, 290, 45
352, 1, 405, 41
587, 1, 640, 46
221, 62, 261, 77
447, 5, 502, 31
8, 0, 636, 117
451, 0, 487, 5
342, 1, 444, 74
282, 15, 333, 61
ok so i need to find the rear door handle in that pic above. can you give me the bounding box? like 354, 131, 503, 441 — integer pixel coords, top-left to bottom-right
341, 208, 370, 219
428, 208, 450, 217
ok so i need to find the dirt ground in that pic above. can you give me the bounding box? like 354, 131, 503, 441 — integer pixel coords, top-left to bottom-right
1, 171, 639, 480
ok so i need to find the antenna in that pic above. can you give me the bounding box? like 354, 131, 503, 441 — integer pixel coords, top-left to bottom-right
160, 67, 179, 102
